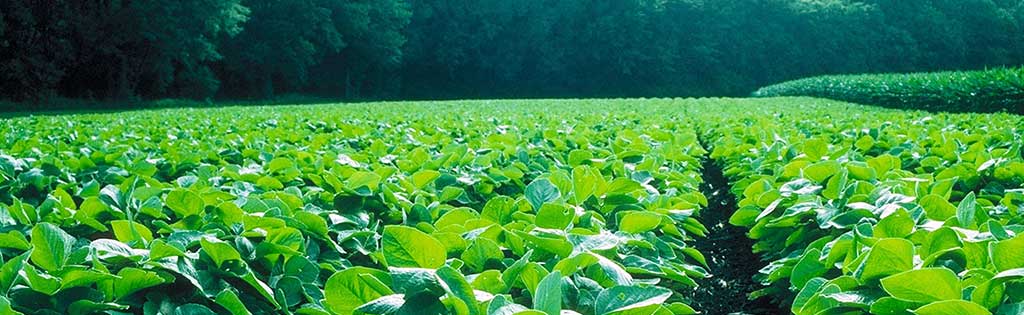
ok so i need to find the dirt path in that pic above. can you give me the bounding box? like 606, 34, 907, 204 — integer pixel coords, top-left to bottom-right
683, 158, 786, 315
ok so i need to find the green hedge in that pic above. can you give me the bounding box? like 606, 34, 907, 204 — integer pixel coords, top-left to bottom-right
753, 68, 1024, 114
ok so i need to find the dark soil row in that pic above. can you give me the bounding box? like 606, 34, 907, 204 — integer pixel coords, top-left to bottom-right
683, 157, 786, 315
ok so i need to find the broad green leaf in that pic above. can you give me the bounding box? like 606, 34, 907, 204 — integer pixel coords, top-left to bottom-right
913, 300, 991, 315
200, 237, 242, 268
536, 203, 573, 230
488, 295, 530, 315
347, 171, 382, 192
268, 157, 294, 173
174, 304, 218, 315
595, 285, 672, 315
0, 297, 15, 315
113, 267, 169, 299
436, 266, 480, 315
411, 170, 441, 189
618, 211, 662, 234
996, 303, 1024, 315
855, 238, 914, 282
803, 139, 828, 160
881, 268, 961, 303
956, 192, 978, 228
990, 233, 1024, 271
791, 249, 828, 289
29, 222, 76, 272
470, 270, 506, 294
525, 179, 561, 211
355, 294, 405, 315
0, 253, 28, 293
67, 300, 128, 315
874, 209, 914, 238
462, 238, 503, 272
0, 232, 29, 250
482, 196, 517, 224
166, 189, 205, 217
111, 220, 154, 245
920, 195, 956, 221
324, 267, 393, 315
803, 160, 840, 183
389, 267, 443, 296
571, 166, 600, 205
60, 268, 118, 290
382, 226, 446, 268
215, 290, 253, 315
870, 297, 917, 315
534, 271, 562, 315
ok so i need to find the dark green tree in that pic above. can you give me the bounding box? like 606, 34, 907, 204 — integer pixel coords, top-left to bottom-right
219, 0, 343, 98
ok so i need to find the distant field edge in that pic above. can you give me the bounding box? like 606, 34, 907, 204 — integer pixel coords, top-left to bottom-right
753, 67, 1024, 115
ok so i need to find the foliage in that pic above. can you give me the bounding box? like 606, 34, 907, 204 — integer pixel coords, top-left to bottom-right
701, 98, 1024, 314
0, 100, 710, 314
753, 68, 1024, 114
3, 97, 1024, 314
3, 0, 1024, 104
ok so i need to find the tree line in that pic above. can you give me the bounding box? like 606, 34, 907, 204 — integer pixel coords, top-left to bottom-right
2, 0, 1022, 105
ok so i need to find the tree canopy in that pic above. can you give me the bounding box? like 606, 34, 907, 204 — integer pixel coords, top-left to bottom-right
1, 0, 1022, 105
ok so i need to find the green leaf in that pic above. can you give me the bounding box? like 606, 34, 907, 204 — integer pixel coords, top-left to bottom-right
174, 304, 218, 315
956, 192, 978, 228
29, 222, 76, 272
268, 157, 294, 173
23, 263, 61, 294
113, 267, 169, 299
215, 290, 253, 315
536, 203, 573, 230
0, 297, 16, 315
791, 249, 828, 289
533, 271, 562, 315
200, 237, 242, 268
346, 171, 382, 192
411, 170, 441, 189
803, 139, 828, 160
881, 268, 961, 303
913, 300, 991, 315
525, 179, 561, 211
870, 297, 917, 315
874, 209, 914, 238
855, 238, 914, 282
111, 220, 154, 245
470, 270, 506, 294
595, 285, 672, 315
462, 238, 503, 272
0, 253, 28, 294
324, 267, 393, 315
256, 176, 284, 190
571, 166, 600, 205
389, 267, 443, 295
166, 189, 205, 218
382, 226, 446, 268
436, 266, 480, 315
60, 268, 118, 290
0, 231, 29, 250
355, 294, 405, 315
920, 195, 957, 221
618, 211, 662, 234
488, 295, 529, 315
481, 196, 517, 225
990, 233, 1024, 272
803, 160, 840, 183
996, 303, 1024, 315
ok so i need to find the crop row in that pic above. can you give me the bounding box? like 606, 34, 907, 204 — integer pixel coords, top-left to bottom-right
753, 68, 1024, 114
700, 98, 1024, 314
0, 100, 711, 315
